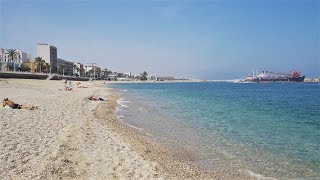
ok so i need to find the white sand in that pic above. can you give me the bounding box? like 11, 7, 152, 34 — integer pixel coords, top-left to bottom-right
0, 79, 162, 179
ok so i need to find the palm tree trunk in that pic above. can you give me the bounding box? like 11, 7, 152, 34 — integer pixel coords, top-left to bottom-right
12, 57, 15, 72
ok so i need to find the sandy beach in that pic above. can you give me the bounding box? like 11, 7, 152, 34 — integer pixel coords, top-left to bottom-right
0, 79, 253, 179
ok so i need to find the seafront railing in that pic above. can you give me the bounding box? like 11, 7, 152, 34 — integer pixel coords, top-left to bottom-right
0, 71, 48, 75
0, 71, 90, 81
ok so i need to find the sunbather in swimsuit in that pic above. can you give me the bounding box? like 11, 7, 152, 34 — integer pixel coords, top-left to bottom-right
88, 96, 104, 101
11, 103, 22, 109
3, 98, 37, 110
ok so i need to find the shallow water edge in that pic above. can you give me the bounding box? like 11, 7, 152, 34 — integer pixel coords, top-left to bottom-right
97, 87, 260, 179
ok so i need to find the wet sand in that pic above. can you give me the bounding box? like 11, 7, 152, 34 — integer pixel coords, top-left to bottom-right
0, 79, 254, 179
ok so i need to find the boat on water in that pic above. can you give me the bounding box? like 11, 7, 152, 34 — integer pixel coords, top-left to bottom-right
244, 70, 305, 82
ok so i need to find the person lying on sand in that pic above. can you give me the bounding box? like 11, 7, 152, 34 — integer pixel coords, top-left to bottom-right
64, 86, 73, 91
2, 98, 38, 110
88, 96, 104, 101
76, 82, 89, 88
58, 86, 73, 91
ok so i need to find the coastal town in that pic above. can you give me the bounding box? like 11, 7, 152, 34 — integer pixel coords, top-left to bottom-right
0, 43, 191, 82
1, 44, 319, 82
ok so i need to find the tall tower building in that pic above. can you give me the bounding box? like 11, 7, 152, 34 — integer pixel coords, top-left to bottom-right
36, 43, 57, 73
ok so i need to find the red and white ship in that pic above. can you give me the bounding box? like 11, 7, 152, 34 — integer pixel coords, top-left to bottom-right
245, 70, 305, 82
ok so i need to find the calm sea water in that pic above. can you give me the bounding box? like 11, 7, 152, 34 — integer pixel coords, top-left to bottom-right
109, 82, 320, 179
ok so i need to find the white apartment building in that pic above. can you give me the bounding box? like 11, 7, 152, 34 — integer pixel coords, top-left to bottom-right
84, 65, 102, 78
0, 48, 30, 71
84, 65, 94, 77
0, 48, 29, 63
73, 62, 84, 77
37, 43, 58, 73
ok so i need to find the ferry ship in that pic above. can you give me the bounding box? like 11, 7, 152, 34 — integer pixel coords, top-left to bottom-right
245, 70, 305, 82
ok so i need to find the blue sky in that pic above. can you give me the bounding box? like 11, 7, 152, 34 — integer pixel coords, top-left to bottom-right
0, 0, 319, 79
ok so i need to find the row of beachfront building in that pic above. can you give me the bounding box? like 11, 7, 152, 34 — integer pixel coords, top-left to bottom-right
0, 43, 107, 78
0, 43, 181, 81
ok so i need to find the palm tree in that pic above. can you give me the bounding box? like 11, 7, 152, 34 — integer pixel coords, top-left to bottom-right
34, 57, 45, 73
44, 63, 50, 73
6, 49, 19, 71
80, 67, 86, 77
88, 69, 94, 78
72, 64, 81, 76
19, 63, 31, 72
75, 67, 80, 76
140, 71, 148, 81
103, 68, 108, 78
58, 64, 65, 75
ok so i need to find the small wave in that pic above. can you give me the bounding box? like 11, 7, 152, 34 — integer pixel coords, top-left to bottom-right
117, 98, 130, 108
126, 124, 144, 131
246, 170, 277, 180
115, 107, 124, 121
121, 104, 128, 108
123, 89, 128, 91
124, 123, 153, 136
145, 132, 153, 136
117, 115, 124, 119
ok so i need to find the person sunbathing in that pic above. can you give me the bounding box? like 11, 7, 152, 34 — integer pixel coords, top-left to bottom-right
64, 86, 73, 91
88, 96, 104, 101
3, 98, 38, 110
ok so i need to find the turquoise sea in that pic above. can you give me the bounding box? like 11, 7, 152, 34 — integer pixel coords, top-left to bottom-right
109, 82, 320, 179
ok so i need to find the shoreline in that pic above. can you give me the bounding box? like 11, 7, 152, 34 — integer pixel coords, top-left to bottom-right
0, 78, 254, 179
99, 85, 256, 179
94, 88, 208, 179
